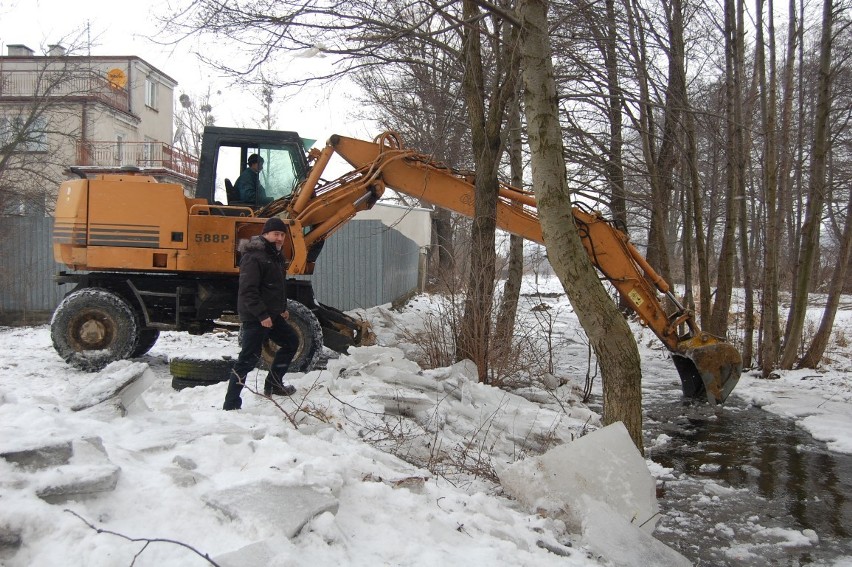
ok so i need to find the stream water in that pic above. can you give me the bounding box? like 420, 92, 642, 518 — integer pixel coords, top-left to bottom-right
643, 384, 852, 566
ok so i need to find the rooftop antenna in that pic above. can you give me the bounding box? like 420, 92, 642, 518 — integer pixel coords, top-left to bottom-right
86, 20, 91, 56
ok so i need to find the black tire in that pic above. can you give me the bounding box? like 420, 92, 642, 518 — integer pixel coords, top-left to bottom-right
171, 377, 224, 391
51, 288, 139, 372
169, 357, 234, 382
259, 301, 323, 372
131, 329, 160, 358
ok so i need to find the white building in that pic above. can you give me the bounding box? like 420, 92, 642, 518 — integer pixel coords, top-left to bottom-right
0, 44, 193, 212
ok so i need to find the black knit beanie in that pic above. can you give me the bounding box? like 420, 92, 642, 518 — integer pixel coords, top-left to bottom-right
262, 217, 287, 234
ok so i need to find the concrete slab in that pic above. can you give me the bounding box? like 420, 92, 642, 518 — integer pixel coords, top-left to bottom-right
203, 481, 338, 539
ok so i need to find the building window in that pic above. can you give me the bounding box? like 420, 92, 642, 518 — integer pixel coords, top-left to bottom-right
0, 115, 49, 152
145, 76, 158, 110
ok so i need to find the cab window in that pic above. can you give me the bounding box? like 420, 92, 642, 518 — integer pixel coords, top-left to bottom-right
214, 143, 306, 206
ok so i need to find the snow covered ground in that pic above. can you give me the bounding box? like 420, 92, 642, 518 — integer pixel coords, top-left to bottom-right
0, 276, 850, 566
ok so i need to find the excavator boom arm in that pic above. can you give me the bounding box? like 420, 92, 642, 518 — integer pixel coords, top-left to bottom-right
285, 132, 742, 403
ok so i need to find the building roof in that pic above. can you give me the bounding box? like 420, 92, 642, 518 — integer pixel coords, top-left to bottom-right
0, 52, 178, 87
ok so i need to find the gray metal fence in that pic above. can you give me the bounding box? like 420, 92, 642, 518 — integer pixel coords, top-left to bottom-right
0, 215, 70, 324
308, 219, 422, 311
0, 215, 421, 325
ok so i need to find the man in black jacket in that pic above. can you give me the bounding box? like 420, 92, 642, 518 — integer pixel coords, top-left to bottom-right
223, 217, 299, 410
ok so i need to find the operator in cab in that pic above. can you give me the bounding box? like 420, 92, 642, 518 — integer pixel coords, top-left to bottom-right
234, 153, 266, 204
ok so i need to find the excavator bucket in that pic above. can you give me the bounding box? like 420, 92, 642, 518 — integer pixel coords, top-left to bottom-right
671, 339, 743, 405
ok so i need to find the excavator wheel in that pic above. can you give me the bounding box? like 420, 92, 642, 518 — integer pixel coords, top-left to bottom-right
131, 329, 161, 358
51, 288, 140, 372
258, 300, 323, 372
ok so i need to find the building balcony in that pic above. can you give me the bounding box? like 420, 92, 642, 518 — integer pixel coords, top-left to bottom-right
0, 70, 131, 114
76, 140, 199, 183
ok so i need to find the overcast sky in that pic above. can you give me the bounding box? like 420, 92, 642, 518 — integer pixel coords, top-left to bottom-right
0, 0, 370, 142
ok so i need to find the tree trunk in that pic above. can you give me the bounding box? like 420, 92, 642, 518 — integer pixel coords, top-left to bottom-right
683, 108, 711, 324
708, 0, 745, 337
519, 0, 644, 452
603, 0, 632, 313
799, 188, 852, 368
737, 173, 754, 366
495, 95, 525, 346
623, 0, 670, 282
433, 208, 455, 280
645, 0, 690, 285
780, 0, 835, 369
758, 0, 787, 376
604, 0, 626, 231
456, 0, 520, 383
783, 0, 807, 324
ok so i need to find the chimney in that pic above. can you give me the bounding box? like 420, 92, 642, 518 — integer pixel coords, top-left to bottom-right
7, 44, 35, 57
47, 44, 67, 57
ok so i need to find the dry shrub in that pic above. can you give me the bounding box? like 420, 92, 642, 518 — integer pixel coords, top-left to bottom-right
400, 291, 556, 388
833, 328, 849, 349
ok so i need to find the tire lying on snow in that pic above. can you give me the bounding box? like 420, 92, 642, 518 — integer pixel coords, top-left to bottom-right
259, 300, 323, 372
171, 377, 225, 391
169, 357, 235, 383
51, 288, 139, 372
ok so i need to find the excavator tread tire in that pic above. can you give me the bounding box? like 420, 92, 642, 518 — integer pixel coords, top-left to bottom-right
51, 288, 139, 372
259, 300, 323, 373
169, 357, 234, 383
131, 329, 161, 358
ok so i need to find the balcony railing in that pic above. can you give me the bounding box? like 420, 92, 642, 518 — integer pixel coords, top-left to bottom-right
76, 141, 199, 179
0, 70, 130, 113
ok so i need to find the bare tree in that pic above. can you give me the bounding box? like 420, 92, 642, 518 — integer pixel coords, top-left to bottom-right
455, 0, 522, 382
173, 87, 218, 156
518, 0, 644, 451
756, 0, 791, 376
495, 90, 525, 347
707, 0, 747, 337
258, 75, 275, 130
781, 0, 844, 367
351, 32, 471, 278
799, 184, 852, 367
0, 38, 104, 214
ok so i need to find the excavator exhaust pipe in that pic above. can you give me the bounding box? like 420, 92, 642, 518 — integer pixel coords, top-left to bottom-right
672, 339, 743, 405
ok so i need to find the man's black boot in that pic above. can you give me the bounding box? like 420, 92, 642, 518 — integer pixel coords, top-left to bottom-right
223, 374, 245, 410
264, 374, 296, 396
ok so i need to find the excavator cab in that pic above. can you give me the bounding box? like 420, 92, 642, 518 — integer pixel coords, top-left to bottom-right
196, 126, 311, 209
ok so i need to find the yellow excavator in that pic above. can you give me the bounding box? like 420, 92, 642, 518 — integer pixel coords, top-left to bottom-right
52, 126, 741, 403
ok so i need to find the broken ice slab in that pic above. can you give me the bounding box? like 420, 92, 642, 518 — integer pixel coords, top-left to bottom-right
70, 361, 155, 412
0, 441, 73, 471
497, 421, 660, 533
203, 481, 339, 539
35, 463, 121, 504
